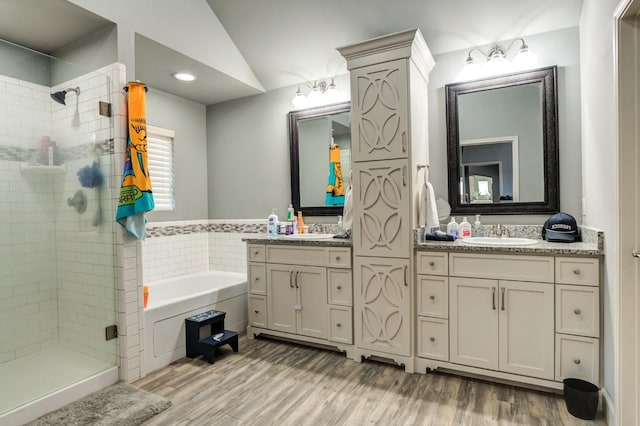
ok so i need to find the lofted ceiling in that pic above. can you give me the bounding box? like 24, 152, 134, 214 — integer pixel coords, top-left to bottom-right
0, 0, 584, 105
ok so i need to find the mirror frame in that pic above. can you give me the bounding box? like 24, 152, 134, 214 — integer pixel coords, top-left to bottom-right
445, 66, 559, 215
289, 101, 351, 216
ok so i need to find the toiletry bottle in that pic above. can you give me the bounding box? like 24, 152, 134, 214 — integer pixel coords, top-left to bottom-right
297, 211, 304, 234
292, 215, 298, 234
474, 214, 483, 237
143, 285, 149, 309
447, 217, 459, 238
287, 204, 295, 221
267, 209, 278, 237
459, 217, 471, 239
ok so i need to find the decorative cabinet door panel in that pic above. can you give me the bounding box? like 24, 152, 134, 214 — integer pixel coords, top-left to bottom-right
353, 159, 411, 258
296, 266, 328, 339
266, 264, 297, 333
354, 256, 410, 356
350, 59, 409, 162
449, 277, 499, 370
498, 280, 554, 380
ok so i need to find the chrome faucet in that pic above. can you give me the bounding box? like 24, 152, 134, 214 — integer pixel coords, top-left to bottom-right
493, 224, 510, 238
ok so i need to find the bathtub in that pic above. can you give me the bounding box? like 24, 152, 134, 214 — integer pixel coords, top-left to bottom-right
144, 270, 247, 374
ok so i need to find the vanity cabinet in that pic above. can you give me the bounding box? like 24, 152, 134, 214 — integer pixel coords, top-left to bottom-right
246, 243, 354, 350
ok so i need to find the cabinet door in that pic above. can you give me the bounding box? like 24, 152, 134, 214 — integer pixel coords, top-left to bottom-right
350, 59, 409, 162
352, 159, 411, 258
498, 280, 554, 380
354, 256, 411, 356
296, 265, 328, 339
266, 264, 297, 333
449, 277, 499, 370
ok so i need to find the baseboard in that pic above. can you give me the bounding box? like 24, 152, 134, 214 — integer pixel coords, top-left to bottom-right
601, 387, 615, 425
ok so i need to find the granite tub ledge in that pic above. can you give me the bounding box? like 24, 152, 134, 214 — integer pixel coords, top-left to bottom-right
242, 233, 352, 247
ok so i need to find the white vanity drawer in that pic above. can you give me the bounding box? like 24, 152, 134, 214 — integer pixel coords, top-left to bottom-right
328, 247, 352, 268
416, 252, 448, 276
248, 263, 267, 295
556, 285, 599, 337
248, 244, 265, 262
416, 275, 448, 318
266, 245, 327, 266
556, 334, 599, 386
449, 253, 554, 283
327, 268, 352, 306
417, 317, 449, 361
555, 257, 599, 287
248, 295, 267, 328
328, 306, 352, 344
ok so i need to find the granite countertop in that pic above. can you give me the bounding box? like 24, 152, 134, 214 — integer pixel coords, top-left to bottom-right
242, 233, 352, 247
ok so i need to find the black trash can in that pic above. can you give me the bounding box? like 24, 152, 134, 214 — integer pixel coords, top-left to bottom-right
563, 378, 599, 420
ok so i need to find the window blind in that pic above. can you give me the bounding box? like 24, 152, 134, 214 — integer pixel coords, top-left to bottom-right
146, 125, 175, 211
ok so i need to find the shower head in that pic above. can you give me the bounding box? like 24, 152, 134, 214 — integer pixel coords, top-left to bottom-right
50, 87, 80, 106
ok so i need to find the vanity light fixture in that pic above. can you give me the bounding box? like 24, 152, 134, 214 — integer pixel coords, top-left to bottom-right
460, 38, 537, 81
172, 72, 196, 82
292, 78, 342, 109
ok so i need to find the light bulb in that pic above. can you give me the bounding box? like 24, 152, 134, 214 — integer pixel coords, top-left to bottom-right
324, 79, 340, 103
307, 82, 322, 106
460, 57, 481, 81
292, 87, 308, 109
512, 47, 538, 71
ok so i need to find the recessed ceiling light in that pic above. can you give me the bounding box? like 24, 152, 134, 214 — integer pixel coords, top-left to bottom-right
172, 72, 196, 82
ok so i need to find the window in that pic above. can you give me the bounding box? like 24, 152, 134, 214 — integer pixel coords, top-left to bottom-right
146, 125, 175, 211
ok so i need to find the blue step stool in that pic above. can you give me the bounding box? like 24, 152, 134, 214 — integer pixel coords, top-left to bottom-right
185, 310, 238, 364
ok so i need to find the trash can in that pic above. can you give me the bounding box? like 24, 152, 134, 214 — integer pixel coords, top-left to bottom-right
563, 378, 599, 420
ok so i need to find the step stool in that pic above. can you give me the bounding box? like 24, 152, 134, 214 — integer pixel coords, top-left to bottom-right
185, 310, 238, 364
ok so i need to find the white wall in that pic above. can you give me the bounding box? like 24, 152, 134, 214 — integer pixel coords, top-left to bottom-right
579, 0, 620, 404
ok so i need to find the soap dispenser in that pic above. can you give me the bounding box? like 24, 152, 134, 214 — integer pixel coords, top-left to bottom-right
459, 217, 471, 238
473, 214, 483, 237
267, 209, 278, 238
447, 217, 459, 238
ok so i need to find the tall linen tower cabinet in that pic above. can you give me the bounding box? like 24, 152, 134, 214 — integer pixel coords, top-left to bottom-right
338, 29, 434, 371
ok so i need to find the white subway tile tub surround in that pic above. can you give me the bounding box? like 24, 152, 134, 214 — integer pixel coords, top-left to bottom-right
208, 231, 247, 273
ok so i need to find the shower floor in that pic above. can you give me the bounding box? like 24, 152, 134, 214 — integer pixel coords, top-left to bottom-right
0, 345, 114, 415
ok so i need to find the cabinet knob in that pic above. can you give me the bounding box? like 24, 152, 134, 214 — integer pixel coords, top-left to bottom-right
337, 285, 342, 290
336, 256, 341, 261
254, 277, 259, 281
254, 309, 259, 314
253, 251, 259, 256
429, 337, 435, 342
336, 323, 342, 327
573, 358, 581, 365
573, 269, 581, 275
429, 261, 435, 267
429, 295, 435, 300
574, 308, 582, 315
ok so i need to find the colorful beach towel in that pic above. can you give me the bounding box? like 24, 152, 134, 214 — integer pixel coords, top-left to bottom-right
116, 82, 154, 239
325, 144, 345, 206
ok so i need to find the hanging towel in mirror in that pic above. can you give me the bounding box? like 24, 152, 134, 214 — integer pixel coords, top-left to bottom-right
116, 82, 154, 240
325, 145, 345, 206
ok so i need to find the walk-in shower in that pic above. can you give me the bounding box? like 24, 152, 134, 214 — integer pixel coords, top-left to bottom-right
0, 39, 118, 423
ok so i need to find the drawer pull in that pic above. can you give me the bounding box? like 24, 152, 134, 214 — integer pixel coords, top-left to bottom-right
337, 285, 342, 290
573, 269, 581, 275
254, 309, 259, 314
336, 323, 342, 327
336, 256, 341, 261
253, 251, 259, 256
429, 295, 435, 300
429, 337, 435, 342
429, 261, 435, 267
574, 308, 582, 315
573, 358, 581, 365
254, 277, 260, 281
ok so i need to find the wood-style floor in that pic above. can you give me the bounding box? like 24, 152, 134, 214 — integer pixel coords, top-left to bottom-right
135, 335, 607, 425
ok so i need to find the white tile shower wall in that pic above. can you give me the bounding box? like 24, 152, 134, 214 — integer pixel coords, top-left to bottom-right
142, 227, 210, 283
0, 77, 58, 363
53, 67, 117, 365
208, 232, 248, 273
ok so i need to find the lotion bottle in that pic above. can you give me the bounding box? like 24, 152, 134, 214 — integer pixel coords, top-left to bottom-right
447, 217, 459, 238
297, 211, 304, 234
287, 204, 295, 221
459, 217, 471, 238
267, 209, 278, 237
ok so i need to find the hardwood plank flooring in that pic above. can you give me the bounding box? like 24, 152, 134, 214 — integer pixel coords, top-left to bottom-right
135, 335, 607, 425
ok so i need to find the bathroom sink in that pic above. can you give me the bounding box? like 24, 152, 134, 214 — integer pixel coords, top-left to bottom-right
282, 233, 335, 240
461, 237, 540, 246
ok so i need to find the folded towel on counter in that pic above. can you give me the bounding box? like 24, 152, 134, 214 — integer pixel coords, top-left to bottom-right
418, 182, 439, 229
425, 232, 456, 242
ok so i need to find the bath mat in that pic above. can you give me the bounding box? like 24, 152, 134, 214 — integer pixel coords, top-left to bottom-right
26, 382, 171, 426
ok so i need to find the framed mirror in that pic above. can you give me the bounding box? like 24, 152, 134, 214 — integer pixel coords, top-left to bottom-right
446, 66, 559, 215
289, 102, 351, 216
